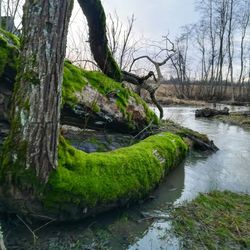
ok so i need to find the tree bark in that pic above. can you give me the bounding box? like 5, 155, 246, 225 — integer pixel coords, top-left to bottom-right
77, 0, 122, 82
2, 0, 73, 183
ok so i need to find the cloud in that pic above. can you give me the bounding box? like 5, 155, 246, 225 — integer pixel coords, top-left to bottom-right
102, 0, 199, 39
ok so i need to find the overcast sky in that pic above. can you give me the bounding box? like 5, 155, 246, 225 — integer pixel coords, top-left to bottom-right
72, 0, 200, 40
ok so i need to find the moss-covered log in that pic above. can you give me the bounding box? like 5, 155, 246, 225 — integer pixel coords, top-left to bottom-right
0, 30, 158, 135
61, 61, 158, 133
0, 60, 158, 135
0, 132, 188, 220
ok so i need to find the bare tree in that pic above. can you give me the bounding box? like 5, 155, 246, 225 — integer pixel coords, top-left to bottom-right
237, 0, 250, 84
215, 0, 229, 85
0, 0, 23, 33
128, 36, 176, 117
169, 28, 192, 98
107, 13, 138, 70
226, 0, 235, 100
195, 22, 209, 82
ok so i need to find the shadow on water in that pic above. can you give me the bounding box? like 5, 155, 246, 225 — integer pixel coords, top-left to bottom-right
2, 104, 250, 249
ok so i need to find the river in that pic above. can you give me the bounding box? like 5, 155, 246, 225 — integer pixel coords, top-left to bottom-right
4, 105, 250, 250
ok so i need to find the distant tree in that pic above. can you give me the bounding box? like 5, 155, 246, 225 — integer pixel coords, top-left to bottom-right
237, 0, 250, 85
0, 0, 24, 33
107, 13, 137, 70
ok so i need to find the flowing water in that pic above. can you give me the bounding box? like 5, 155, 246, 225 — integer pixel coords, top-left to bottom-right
3, 105, 250, 250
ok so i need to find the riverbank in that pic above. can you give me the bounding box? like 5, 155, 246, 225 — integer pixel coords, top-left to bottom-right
214, 112, 250, 129
146, 95, 250, 108
172, 191, 250, 249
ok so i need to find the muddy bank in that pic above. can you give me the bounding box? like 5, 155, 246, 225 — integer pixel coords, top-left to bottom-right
214, 111, 250, 129
195, 107, 250, 129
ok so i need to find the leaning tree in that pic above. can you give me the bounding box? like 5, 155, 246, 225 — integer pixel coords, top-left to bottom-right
77, 0, 166, 118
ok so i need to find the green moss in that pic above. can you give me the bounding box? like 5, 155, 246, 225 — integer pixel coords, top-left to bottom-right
62, 61, 159, 126
91, 101, 100, 113
0, 28, 19, 75
134, 94, 159, 124
172, 191, 250, 249
44, 132, 188, 209
62, 60, 88, 106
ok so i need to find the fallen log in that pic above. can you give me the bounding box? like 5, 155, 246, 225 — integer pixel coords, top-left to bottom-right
185, 134, 218, 152
0, 62, 158, 136
0, 29, 158, 136
195, 107, 229, 118
0, 133, 188, 221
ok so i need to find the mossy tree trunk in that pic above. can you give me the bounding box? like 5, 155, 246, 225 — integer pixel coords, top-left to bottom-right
2, 0, 73, 183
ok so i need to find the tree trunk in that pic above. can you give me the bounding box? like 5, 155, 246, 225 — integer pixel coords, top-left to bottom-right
2, 0, 73, 183
77, 0, 122, 82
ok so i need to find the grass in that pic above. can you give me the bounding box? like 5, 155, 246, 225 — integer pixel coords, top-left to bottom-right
172, 191, 250, 249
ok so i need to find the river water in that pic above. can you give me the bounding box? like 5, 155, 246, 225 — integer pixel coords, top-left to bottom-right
4, 105, 250, 250
128, 104, 250, 250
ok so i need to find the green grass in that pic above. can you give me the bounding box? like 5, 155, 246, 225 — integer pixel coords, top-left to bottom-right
172, 191, 250, 249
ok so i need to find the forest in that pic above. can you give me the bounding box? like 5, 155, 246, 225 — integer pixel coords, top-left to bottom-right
0, 0, 249, 249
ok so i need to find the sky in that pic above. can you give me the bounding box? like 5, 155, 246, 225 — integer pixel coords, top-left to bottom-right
72, 0, 200, 40
68, 0, 200, 75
